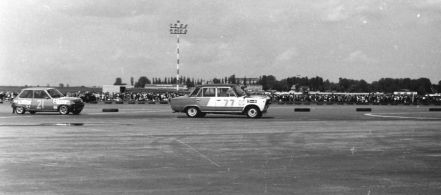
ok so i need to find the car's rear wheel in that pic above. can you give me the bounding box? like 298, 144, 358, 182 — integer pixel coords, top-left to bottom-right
59, 105, 70, 115
246, 106, 262, 118
16, 106, 25, 114
186, 107, 201, 118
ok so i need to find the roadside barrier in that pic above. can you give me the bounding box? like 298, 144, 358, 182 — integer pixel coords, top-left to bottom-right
102, 108, 119, 112
429, 108, 441, 111
356, 108, 372, 112
294, 108, 311, 112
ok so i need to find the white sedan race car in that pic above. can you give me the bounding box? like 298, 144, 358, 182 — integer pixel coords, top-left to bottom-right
170, 84, 270, 118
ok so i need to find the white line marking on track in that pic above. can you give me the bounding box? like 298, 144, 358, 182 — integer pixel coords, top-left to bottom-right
0, 116, 33, 119
175, 139, 221, 168
365, 113, 441, 120
87, 109, 168, 115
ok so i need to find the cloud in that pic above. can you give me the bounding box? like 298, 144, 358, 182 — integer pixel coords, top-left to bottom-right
326, 4, 348, 21
275, 48, 298, 62
317, 0, 387, 22
344, 50, 377, 64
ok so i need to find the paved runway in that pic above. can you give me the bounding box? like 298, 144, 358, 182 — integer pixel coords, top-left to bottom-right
0, 103, 441, 194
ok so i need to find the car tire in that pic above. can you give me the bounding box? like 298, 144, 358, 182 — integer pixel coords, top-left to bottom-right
246, 106, 262, 118
186, 107, 201, 118
59, 105, 70, 115
16, 106, 25, 114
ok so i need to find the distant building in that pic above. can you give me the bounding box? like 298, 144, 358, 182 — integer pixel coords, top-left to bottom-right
102, 85, 130, 94
143, 84, 188, 90
245, 85, 263, 93
393, 91, 417, 96
236, 78, 259, 85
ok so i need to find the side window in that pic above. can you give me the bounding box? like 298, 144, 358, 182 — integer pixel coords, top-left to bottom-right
218, 88, 236, 97
202, 88, 216, 97
217, 88, 230, 97
34, 90, 49, 99
19, 90, 33, 98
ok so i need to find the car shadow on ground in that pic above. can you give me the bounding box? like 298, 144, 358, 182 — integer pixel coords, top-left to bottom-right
176, 115, 275, 119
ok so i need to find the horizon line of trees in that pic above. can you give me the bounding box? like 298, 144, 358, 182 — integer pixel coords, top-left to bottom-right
114, 75, 441, 95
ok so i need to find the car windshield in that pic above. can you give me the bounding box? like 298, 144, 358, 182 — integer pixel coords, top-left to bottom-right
47, 89, 64, 98
234, 86, 249, 97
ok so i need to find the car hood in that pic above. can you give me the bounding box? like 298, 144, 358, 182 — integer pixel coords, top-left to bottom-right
56, 97, 82, 101
246, 95, 269, 99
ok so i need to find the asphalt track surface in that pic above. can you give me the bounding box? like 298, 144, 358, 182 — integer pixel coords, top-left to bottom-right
0, 103, 441, 194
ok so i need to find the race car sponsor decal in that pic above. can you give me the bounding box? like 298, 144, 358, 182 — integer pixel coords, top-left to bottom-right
17, 100, 32, 105
247, 100, 257, 103
53, 99, 70, 105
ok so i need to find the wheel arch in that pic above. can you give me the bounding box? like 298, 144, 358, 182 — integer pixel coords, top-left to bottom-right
184, 105, 201, 112
242, 104, 261, 113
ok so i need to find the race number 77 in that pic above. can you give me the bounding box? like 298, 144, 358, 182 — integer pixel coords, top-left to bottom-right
224, 99, 234, 106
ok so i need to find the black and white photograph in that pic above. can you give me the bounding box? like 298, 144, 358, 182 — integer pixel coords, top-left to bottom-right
1, 0, 441, 194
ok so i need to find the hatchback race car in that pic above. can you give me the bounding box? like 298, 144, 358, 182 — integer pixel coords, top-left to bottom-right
12, 88, 84, 115
170, 84, 270, 118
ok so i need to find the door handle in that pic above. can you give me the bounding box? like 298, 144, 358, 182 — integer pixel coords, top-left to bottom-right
196, 99, 200, 101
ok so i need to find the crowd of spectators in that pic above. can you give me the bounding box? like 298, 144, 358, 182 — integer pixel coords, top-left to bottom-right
0, 90, 180, 104
0, 91, 17, 103
68, 91, 180, 103
270, 93, 441, 105
2, 89, 441, 105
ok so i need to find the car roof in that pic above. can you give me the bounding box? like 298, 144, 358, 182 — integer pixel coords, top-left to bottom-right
21, 87, 56, 90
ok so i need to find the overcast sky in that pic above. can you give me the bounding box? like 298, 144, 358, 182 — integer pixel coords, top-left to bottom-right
1, 0, 441, 86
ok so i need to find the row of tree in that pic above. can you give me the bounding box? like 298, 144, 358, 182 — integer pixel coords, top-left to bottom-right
114, 75, 245, 88
114, 75, 441, 95
258, 75, 440, 95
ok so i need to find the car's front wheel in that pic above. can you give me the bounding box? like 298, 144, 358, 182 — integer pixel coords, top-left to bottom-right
59, 105, 70, 115
16, 106, 25, 114
246, 106, 262, 118
186, 107, 201, 118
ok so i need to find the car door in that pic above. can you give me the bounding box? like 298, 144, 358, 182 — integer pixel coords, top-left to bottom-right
31, 90, 54, 111
215, 87, 244, 112
197, 87, 216, 111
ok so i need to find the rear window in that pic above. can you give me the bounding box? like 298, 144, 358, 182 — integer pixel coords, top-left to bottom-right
19, 90, 33, 98
189, 87, 201, 97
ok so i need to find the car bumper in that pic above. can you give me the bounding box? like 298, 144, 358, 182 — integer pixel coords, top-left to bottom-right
70, 102, 84, 112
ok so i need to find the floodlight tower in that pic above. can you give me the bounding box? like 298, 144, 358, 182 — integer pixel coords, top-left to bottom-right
170, 20, 188, 91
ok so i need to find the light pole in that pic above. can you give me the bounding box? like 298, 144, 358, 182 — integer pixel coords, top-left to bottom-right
170, 20, 188, 91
